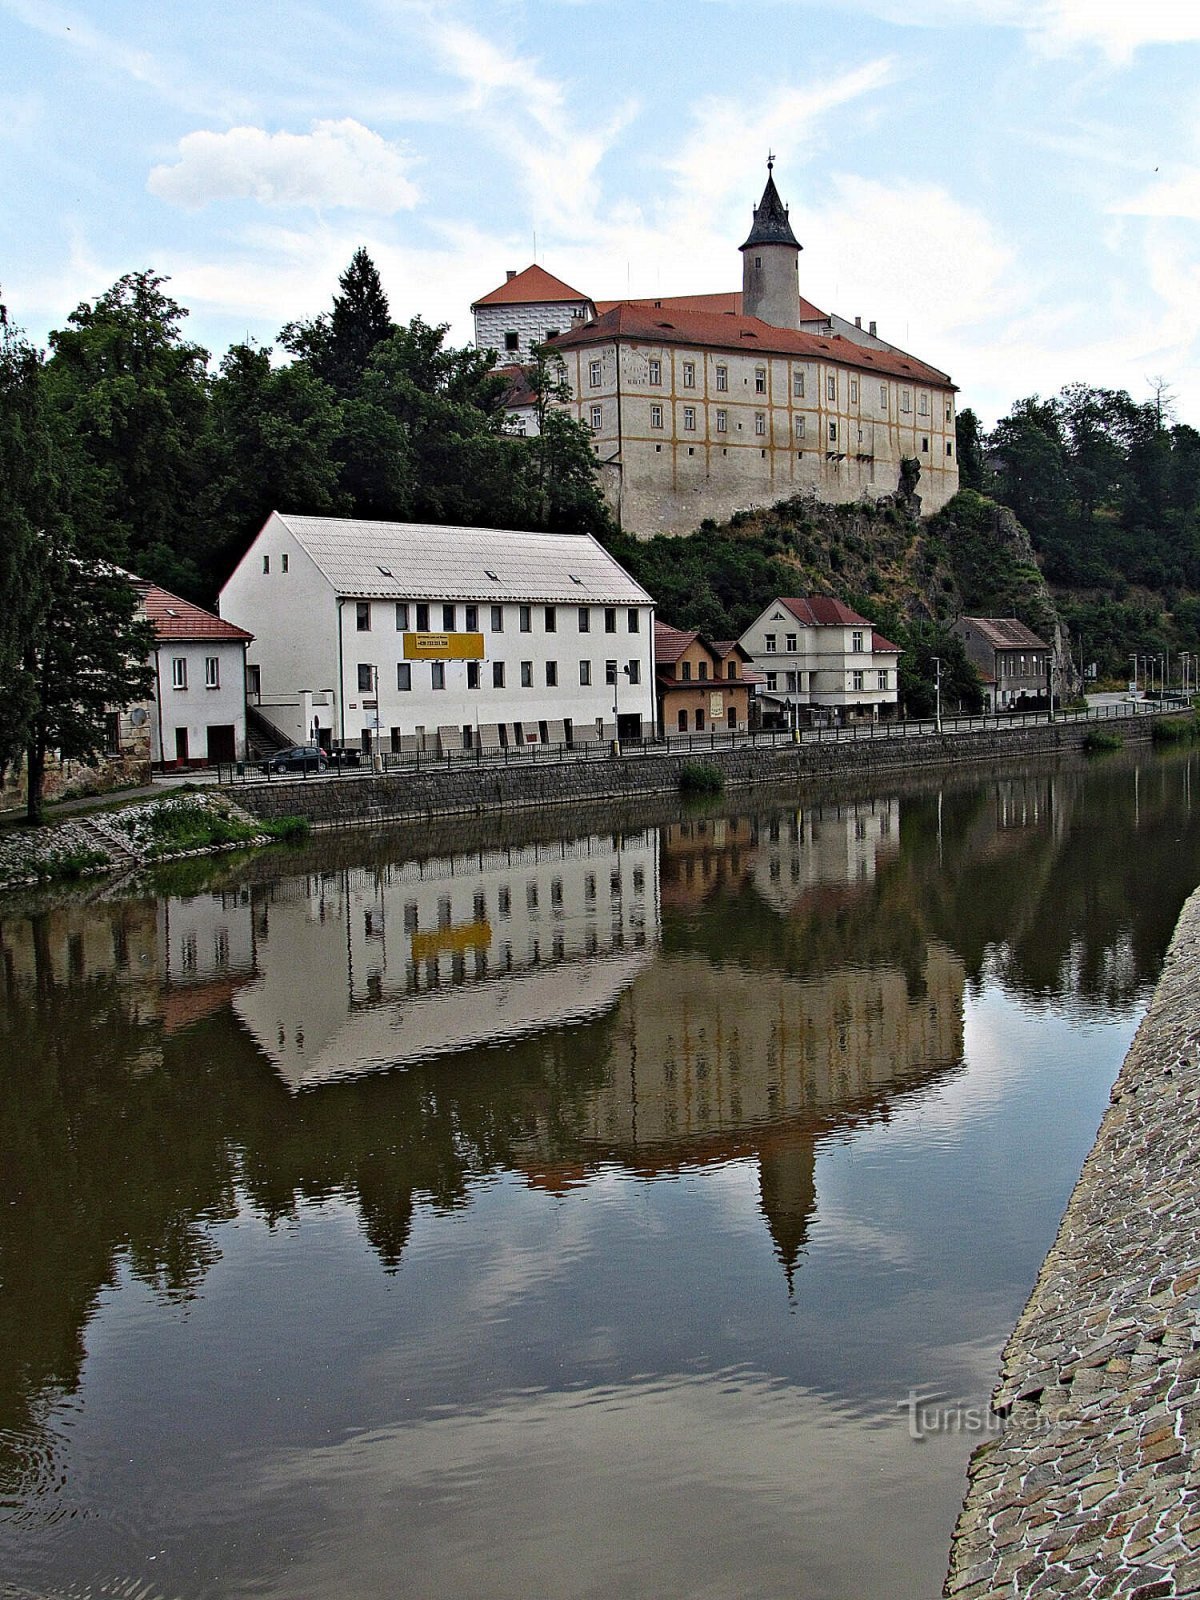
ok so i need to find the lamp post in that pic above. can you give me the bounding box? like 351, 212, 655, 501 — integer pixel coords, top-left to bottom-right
1182, 651, 1192, 701
931, 655, 942, 734
1129, 654, 1138, 698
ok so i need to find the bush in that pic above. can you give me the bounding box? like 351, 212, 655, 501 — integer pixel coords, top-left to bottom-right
264, 815, 311, 842
679, 761, 724, 795
1151, 716, 1199, 745
33, 847, 109, 881
1083, 729, 1123, 752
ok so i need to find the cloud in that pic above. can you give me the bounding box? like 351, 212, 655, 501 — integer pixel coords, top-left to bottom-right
148, 120, 420, 213
1117, 166, 1200, 221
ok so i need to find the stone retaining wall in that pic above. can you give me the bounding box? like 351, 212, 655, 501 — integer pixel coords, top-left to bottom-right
944, 885, 1200, 1599
230, 716, 1158, 828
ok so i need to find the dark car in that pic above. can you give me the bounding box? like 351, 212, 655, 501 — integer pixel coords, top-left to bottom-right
261, 744, 328, 774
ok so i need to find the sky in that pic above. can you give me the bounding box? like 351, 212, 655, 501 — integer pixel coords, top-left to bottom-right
3, 0, 1200, 426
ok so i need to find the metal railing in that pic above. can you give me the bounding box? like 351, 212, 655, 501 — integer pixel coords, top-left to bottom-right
213, 695, 1195, 786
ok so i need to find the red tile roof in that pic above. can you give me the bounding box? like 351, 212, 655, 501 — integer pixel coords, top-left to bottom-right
141, 584, 253, 643
779, 596, 873, 628
872, 631, 902, 655
595, 290, 829, 322
553, 303, 953, 387
472, 264, 591, 309
654, 620, 698, 666
497, 363, 538, 408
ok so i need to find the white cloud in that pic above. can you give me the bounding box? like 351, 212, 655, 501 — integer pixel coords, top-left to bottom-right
147, 119, 420, 213
1118, 166, 1200, 220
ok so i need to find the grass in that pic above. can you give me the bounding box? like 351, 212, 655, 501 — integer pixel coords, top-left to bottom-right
679, 761, 725, 795
1083, 729, 1124, 752
31, 847, 110, 881
1151, 716, 1199, 745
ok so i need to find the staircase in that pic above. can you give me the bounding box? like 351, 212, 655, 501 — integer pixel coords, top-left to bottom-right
246, 706, 293, 764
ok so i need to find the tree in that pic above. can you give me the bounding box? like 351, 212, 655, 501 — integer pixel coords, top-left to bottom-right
45, 272, 211, 596
526, 344, 614, 538
988, 397, 1071, 543
280, 247, 394, 397
954, 408, 987, 492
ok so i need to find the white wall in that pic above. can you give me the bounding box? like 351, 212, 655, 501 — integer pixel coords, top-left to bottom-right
474, 299, 591, 366
151, 639, 248, 763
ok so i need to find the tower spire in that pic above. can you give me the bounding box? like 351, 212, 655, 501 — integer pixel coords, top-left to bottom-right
739, 161, 801, 328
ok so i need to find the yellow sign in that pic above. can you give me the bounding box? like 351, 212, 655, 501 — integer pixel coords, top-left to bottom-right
404, 632, 485, 662
709, 691, 724, 716
411, 920, 492, 960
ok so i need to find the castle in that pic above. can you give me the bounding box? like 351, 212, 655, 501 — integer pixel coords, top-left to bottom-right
471, 163, 960, 537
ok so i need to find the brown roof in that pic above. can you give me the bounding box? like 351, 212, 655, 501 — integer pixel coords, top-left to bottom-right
497, 363, 537, 408
779, 596, 874, 629
553, 303, 954, 387
472, 264, 591, 310
872, 631, 902, 655
142, 584, 253, 643
961, 616, 1048, 651
594, 292, 830, 322
655, 621, 752, 668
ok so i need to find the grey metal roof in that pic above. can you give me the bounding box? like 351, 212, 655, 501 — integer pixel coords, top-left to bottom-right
273, 514, 653, 605
960, 616, 1048, 651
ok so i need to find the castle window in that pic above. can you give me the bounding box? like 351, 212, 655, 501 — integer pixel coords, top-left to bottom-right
755, 412, 766, 436
648, 358, 662, 385
827, 375, 836, 401
793, 371, 805, 398
946, 401, 953, 422
850, 379, 859, 403
589, 360, 602, 386
505, 331, 519, 352
755, 367, 766, 394
716, 409, 728, 433
755, 255, 762, 269
590, 405, 602, 430
919, 392, 929, 416
683, 406, 696, 431
828, 422, 838, 442
947, 441, 954, 457
262, 555, 269, 574
715, 365, 728, 391
922, 436, 929, 452
880, 384, 888, 408
651, 403, 663, 429
794, 415, 805, 439
683, 361, 696, 387
901, 388, 912, 412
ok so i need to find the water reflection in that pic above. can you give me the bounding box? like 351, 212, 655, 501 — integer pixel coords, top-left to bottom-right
2, 749, 1199, 1599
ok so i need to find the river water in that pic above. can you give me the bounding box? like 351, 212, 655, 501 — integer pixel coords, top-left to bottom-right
2, 749, 1198, 1600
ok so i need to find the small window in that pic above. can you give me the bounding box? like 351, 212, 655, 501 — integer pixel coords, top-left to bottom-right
357, 664, 373, 691
605, 660, 617, 685
578, 606, 590, 632
356, 602, 371, 632
922, 436, 929, 453
650, 403, 663, 429
880, 384, 888, 408
544, 328, 559, 341
755, 412, 766, 436
247, 664, 261, 696
467, 661, 480, 689
465, 604, 478, 630
431, 662, 446, 690
262, 555, 270, 574
171, 657, 187, 690
521, 660, 533, 687
589, 359, 602, 386
604, 608, 616, 633
627, 608, 639, 633
491, 604, 503, 632
205, 656, 219, 689
829, 422, 838, 442
786, 633, 797, 652
580, 660, 591, 686
683, 361, 695, 387
851, 670, 865, 691
755, 366, 766, 394
648, 358, 662, 385
794, 415, 805, 439
850, 379, 859, 403
520, 605, 532, 632
442, 604, 455, 631
415, 602, 429, 631
397, 663, 411, 690
715, 365, 728, 392
919, 392, 929, 416
716, 409, 727, 433
726, 660, 736, 680
395, 602, 409, 630
545, 660, 558, 687
677, 709, 687, 731
852, 630, 865, 653
590, 405, 602, 430
827, 375, 836, 401
281, 552, 289, 574
627, 659, 640, 685
946, 401, 953, 422
492, 661, 505, 688
545, 605, 556, 632
683, 405, 696, 431
504, 331, 519, 352
766, 672, 777, 691
878, 671, 889, 691
901, 388, 912, 413
681, 661, 692, 682
793, 371, 805, 398
698, 661, 708, 682
764, 633, 776, 654
947, 440, 954, 457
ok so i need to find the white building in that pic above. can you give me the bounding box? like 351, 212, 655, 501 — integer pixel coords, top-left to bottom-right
471, 264, 595, 368
738, 596, 901, 726
219, 513, 657, 754
137, 582, 253, 766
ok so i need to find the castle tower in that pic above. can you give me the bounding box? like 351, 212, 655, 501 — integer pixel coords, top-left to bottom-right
740, 158, 801, 330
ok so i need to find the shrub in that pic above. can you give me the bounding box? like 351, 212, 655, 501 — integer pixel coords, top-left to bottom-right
679, 761, 724, 795
34, 847, 109, 881
1151, 716, 1199, 745
264, 815, 311, 842
1083, 729, 1123, 752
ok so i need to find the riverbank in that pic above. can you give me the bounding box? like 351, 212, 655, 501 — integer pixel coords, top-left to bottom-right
944, 884, 1200, 1598
231, 711, 1165, 829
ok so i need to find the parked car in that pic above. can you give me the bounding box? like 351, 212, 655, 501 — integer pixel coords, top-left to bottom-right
261, 744, 327, 774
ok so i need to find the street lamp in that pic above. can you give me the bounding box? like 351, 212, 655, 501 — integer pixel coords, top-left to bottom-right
1129, 654, 1138, 697
930, 655, 942, 734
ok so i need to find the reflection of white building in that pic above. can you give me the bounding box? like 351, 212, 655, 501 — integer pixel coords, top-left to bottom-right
234, 830, 661, 1089
749, 798, 899, 911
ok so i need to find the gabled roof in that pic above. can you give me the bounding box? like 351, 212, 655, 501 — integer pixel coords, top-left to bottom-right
472, 264, 591, 310
654, 621, 752, 669
779, 596, 875, 629
261, 513, 652, 606
141, 582, 252, 643
497, 363, 538, 409
872, 631, 902, 656
551, 303, 954, 388
961, 616, 1049, 651
741, 165, 801, 252
594, 290, 829, 322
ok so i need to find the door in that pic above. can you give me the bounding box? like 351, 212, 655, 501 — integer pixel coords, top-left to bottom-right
175, 727, 189, 765
206, 724, 235, 763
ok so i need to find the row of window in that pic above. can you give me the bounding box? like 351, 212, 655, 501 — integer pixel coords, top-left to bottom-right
677, 706, 738, 731
171, 656, 222, 690
588, 357, 952, 423
764, 670, 891, 692
764, 629, 867, 653
591, 404, 954, 454
355, 601, 642, 635
672, 659, 739, 681
360, 659, 643, 692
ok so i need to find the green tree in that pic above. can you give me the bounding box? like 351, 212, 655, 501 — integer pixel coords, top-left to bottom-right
45, 272, 211, 596
988, 396, 1071, 544
954, 407, 987, 492
280, 247, 394, 397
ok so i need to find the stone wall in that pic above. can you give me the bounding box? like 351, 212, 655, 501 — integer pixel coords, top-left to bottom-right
229, 715, 1159, 828
944, 885, 1200, 1599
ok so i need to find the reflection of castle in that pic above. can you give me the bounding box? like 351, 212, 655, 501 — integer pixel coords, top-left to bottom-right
232, 830, 662, 1088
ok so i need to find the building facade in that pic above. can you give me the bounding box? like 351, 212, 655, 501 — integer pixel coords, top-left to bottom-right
137, 583, 253, 766
654, 623, 752, 735
953, 616, 1052, 710
738, 596, 901, 725
471, 165, 959, 537
471, 265, 595, 368
219, 512, 657, 754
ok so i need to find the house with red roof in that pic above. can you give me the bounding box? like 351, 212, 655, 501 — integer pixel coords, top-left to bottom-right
470, 163, 958, 536
134, 580, 253, 767
738, 596, 901, 727
654, 622, 752, 736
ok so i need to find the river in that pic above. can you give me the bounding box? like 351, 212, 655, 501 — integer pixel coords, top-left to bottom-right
2, 748, 1198, 1600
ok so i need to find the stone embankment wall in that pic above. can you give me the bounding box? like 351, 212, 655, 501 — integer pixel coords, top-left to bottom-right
945, 886, 1200, 1600
231, 716, 1158, 828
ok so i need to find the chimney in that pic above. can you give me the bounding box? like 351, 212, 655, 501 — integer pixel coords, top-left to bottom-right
506, 269, 517, 281
869, 320, 877, 338
855, 316, 862, 329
